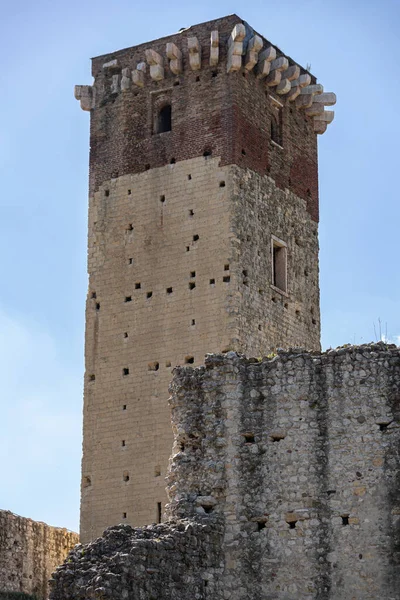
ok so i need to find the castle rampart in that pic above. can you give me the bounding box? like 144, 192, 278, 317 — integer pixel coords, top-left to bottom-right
0, 511, 78, 599
51, 344, 400, 600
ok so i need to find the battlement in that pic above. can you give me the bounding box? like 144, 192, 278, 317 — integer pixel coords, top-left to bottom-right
75, 15, 335, 136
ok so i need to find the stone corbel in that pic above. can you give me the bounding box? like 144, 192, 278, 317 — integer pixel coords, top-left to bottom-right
74, 85, 95, 111
132, 62, 146, 87
313, 92, 337, 106
111, 74, 120, 94
227, 23, 246, 73
296, 83, 324, 109
265, 56, 289, 88
145, 49, 164, 81
256, 46, 276, 79
210, 31, 219, 67
314, 121, 327, 134
121, 68, 131, 91
166, 43, 182, 75
244, 35, 263, 71
288, 74, 312, 101
188, 37, 201, 71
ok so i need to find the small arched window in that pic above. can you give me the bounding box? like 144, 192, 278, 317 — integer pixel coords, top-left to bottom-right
271, 114, 281, 145
156, 104, 172, 134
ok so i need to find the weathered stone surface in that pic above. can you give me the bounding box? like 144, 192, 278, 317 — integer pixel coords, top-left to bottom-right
0, 511, 78, 599
52, 345, 400, 599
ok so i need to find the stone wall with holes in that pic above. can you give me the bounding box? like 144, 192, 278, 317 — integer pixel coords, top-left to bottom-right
0, 511, 78, 600
50, 345, 400, 599
81, 155, 320, 542
229, 165, 320, 355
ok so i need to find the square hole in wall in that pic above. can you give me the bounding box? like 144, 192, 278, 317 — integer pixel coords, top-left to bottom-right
160, 195, 165, 203
185, 356, 194, 364
147, 291, 153, 299
122, 440, 126, 447
190, 271, 196, 278
189, 209, 194, 217
135, 282, 141, 289
191, 319, 196, 326
125, 296, 132, 302
193, 234, 199, 242
148, 362, 160, 371
128, 258, 133, 265
91, 291, 97, 299
128, 189, 131, 195
166, 287, 173, 294
189, 282, 196, 290
122, 512, 127, 519
165, 361, 171, 368
223, 276, 230, 283
123, 368, 129, 376
224, 264, 229, 271
210, 278, 215, 285
122, 404, 127, 410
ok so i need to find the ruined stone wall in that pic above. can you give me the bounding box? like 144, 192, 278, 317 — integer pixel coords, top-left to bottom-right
0, 511, 78, 599
52, 345, 400, 600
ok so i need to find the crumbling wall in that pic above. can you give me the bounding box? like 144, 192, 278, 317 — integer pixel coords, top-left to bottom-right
0, 511, 78, 600
50, 345, 400, 600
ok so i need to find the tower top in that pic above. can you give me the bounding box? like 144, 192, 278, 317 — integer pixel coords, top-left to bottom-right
74, 14, 336, 135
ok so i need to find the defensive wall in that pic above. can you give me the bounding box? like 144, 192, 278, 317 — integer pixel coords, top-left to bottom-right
0, 511, 78, 599
50, 343, 400, 600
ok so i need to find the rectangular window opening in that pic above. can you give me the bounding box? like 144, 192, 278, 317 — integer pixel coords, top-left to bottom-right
157, 502, 162, 523
272, 237, 287, 293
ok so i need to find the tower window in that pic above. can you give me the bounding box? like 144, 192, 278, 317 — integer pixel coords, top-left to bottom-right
271, 108, 283, 146
272, 236, 287, 293
155, 104, 172, 134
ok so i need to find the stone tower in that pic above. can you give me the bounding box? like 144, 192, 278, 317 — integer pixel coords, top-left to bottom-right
75, 14, 335, 543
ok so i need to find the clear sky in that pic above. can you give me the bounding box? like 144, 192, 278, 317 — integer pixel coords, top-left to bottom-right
0, 0, 399, 533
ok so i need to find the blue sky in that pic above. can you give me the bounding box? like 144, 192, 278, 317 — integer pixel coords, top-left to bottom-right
0, 0, 399, 532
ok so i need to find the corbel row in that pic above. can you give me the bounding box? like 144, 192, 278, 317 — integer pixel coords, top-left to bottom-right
225, 24, 336, 134
74, 24, 336, 133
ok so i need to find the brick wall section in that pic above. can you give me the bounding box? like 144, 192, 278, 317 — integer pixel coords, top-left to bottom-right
0, 511, 78, 600
88, 15, 318, 220
51, 345, 400, 599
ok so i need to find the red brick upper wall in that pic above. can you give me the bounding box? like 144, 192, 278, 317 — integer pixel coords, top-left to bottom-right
86, 15, 320, 221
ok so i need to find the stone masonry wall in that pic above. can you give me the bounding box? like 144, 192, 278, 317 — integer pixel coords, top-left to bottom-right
0, 511, 78, 599
81, 155, 319, 541
51, 344, 400, 600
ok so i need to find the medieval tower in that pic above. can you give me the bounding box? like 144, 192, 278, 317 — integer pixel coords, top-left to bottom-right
75, 14, 335, 543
